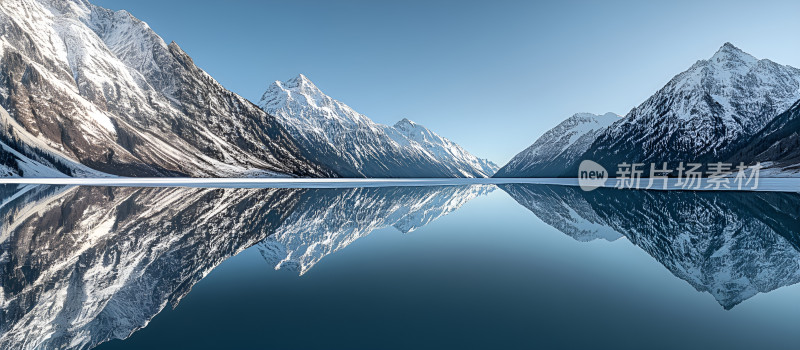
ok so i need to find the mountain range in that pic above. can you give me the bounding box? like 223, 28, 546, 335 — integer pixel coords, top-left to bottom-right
0, 0, 335, 178
259, 74, 497, 177
0, 0, 494, 178
727, 100, 800, 176
498, 43, 800, 178
2, 0, 799, 179
495, 112, 620, 177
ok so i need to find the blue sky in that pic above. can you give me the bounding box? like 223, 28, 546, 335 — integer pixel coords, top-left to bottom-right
94, 0, 800, 165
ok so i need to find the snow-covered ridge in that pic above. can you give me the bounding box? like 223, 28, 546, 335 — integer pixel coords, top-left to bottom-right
0, 0, 331, 177
261, 74, 374, 129
586, 42, 800, 169
627, 42, 800, 130
498, 43, 800, 178
727, 99, 800, 173
495, 112, 620, 177
260, 74, 497, 178
391, 118, 498, 177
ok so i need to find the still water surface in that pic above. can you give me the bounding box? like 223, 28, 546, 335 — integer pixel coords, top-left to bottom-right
1, 184, 799, 349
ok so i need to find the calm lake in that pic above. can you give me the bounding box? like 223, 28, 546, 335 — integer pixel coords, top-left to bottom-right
2, 183, 800, 349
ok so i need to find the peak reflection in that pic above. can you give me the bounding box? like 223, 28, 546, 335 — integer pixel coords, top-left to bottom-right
500, 184, 800, 309
0, 184, 491, 349
2, 182, 800, 349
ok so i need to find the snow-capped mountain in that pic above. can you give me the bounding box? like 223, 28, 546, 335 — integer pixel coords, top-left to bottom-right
260, 74, 497, 177
501, 184, 800, 309
495, 112, 620, 177
391, 118, 498, 177
727, 99, 800, 176
0, 0, 332, 177
498, 43, 800, 177
579, 43, 800, 175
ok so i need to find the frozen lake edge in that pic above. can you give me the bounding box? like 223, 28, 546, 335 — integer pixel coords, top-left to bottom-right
0, 177, 798, 192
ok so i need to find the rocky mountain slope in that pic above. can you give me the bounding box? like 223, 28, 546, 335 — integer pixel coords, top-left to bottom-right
498, 43, 800, 177
727, 99, 800, 175
0, 0, 333, 177
260, 74, 497, 178
495, 112, 620, 177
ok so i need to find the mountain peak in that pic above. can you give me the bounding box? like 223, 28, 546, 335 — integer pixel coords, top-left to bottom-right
571, 112, 599, 119
260, 74, 498, 177
284, 74, 317, 89
601, 112, 621, 118
570, 112, 620, 122
269, 74, 327, 102
710, 42, 757, 64
395, 118, 416, 127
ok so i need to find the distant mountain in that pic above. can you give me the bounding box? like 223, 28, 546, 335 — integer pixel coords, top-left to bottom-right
392, 118, 498, 177
727, 100, 800, 175
495, 112, 620, 177
260, 74, 497, 178
498, 43, 800, 177
0, 0, 333, 177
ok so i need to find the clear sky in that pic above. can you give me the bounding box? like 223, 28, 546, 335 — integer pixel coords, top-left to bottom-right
93, 0, 800, 165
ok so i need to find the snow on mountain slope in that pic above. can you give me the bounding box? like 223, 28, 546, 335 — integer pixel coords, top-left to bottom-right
578, 43, 800, 175
0, 0, 332, 177
391, 118, 498, 177
260, 74, 496, 178
0, 140, 65, 178
498, 43, 800, 178
0, 104, 97, 177
727, 99, 800, 175
495, 112, 620, 177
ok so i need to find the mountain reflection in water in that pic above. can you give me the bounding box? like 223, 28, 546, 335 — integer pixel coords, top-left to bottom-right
0, 184, 799, 349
